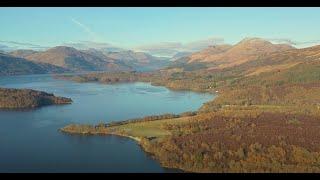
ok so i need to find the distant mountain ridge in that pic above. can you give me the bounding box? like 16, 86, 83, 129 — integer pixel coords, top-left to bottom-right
23, 46, 132, 72
5, 46, 170, 74
102, 50, 170, 71
9, 49, 38, 58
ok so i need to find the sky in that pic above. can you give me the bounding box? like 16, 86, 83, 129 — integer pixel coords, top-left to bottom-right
1, 7, 320, 54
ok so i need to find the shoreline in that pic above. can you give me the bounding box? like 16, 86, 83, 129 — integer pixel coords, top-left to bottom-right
60, 128, 189, 172
56, 72, 320, 172
54, 73, 219, 95
56, 73, 220, 173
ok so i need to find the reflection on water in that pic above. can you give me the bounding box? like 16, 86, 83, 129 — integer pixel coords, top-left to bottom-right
0, 74, 214, 173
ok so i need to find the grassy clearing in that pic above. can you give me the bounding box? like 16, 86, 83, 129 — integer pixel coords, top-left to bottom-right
106, 117, 192, 139
60, 116, 193, 140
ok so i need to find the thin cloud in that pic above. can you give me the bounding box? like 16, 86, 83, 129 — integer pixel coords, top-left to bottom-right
137, 42, 182, 50
134, 37, 225, 57
62, 41, 125, 52
0, 40, 49, 50
268, 38, 320, 46
0, 40, 45, 48
70, 17, 99, 41
135, 42, 182, 57
183, 37, 225, 51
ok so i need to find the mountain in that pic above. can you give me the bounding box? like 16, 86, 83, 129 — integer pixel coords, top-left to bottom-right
102, 50, 170, 71
0, 53, 68, 76
24, 46, 132, 72
189, 44, 233, 62
82, 48, 170, 71
9, 49, 38, 58
166, 45, 231, 71
203, 44, 320, 108
180, 38, 295, 70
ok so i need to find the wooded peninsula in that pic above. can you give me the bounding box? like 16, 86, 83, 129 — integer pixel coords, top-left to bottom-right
59, 43, 320, 172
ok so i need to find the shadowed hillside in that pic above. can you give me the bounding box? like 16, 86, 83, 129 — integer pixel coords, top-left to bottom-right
9, 49, 38, 58
0, 53, 68, 76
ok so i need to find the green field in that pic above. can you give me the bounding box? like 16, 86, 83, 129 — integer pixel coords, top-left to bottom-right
106, 117, 192, 139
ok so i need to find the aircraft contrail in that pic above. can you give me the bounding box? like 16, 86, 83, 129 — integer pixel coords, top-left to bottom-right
70, 17, 99, 41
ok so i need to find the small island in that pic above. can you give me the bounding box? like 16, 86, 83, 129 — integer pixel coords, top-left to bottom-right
0, 88, 72, 109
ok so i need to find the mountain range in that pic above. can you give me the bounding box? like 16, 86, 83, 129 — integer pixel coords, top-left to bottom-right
2, 37, 319, 76
102, 50, 169, 71
1, 46, 171, 75
170, 38, 296, 71
22, 46, 131, 72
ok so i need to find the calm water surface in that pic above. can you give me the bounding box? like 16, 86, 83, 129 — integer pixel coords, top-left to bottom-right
0, 74, 214, 173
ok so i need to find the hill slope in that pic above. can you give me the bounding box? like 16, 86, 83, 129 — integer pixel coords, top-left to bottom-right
9, 49, 38, 58
0, 53, 68, 76
172, 38, 295, 71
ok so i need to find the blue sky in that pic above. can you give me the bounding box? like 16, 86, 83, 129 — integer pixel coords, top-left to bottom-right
1, 7, 320, 51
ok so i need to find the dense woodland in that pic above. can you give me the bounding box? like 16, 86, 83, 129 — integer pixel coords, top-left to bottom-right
141, 107, 320, 172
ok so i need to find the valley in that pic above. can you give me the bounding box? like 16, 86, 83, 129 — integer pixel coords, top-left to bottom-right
2, 7, 320, 174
